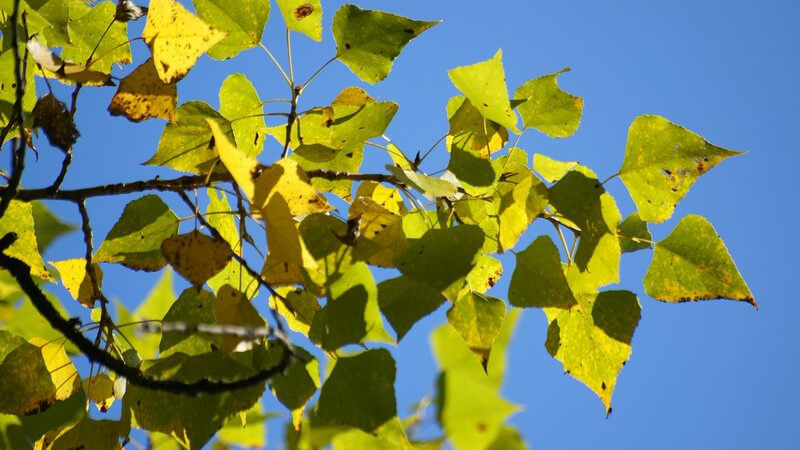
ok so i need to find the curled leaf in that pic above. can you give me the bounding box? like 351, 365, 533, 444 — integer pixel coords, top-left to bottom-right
32, 93, 79, 151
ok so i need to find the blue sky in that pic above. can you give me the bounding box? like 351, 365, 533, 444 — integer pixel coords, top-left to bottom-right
18, 0, 800, 448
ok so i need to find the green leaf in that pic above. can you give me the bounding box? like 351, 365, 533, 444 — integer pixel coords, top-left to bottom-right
159, 287, 220, 357
509, 236, 578, 309
0, 0, 70, 46
644, 215, 756, 307
313, 349, 397, 432
448, 49, 520, 134
331, 418, 412, 450
2, 292, 77, 354
269, 287, 320, 336
387, 165, 458, 200
549, 170, 622, 290
125, 352, 265, 449
16, 391, 86, 445
0, 48, 36, 143
219, 74, 265, 158
487, 426, 526, 450
215, 285, 265, 353
50, 416, 128, 450
308, 262, 393, 350
446, 96, 508, 156
332, 5, 439, 84
446, 292, 506, 370
292, 144, 363, 200
618, 213, 652, 253
61, 1, 131, 73
0, 200, 52, 281
276, 0, 322, 41
95, 195, 179, 271
618, 115, 743, 223
514, 67, 583, 138
543, 288, 641, 413
218, 402, 273, 449
378, 276, 446, 341
453, 196, 501, 254
436, 368, 519, 450
397, 225, 484, 291
145, 102, 234, 174
31, 201, 74, 253
298, 213, 354, 287
496, 160, 548, 251
194, 0, 270, 60
206, 190, 257, 297
533, 153, 577, 183
268, 346, 319, 421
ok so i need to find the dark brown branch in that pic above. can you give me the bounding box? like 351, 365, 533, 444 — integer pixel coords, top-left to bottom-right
76, 200, 107, 304
0, 232, 291, 394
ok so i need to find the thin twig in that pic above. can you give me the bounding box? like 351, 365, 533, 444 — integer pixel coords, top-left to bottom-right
286, 28, 294, 85
299, 56, 337, 93
258, 42, 291, 88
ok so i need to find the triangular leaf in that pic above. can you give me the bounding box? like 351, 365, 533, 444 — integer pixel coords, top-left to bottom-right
509, 236, 577, 309
194, 0, 270, 60
108, 58, 177, 123
514, 67, 583, 138
276, 0, 322, 41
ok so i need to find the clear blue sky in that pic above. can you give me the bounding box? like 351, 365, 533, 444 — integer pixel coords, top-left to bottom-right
20, 0, 799, 448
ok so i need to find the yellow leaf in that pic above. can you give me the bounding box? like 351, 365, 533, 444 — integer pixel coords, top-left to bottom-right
108, 58, 177, 122
82, 374, 115, 412
160, 230, 234, 288
29, 337, 81, 402
349, 197, 407, 267
261, 257, 305, 287
215, 285, 265, 353
142, 0, 226, 83
354, 181, 407, 215
268, 287, 320, 336
51, 259, 103, 308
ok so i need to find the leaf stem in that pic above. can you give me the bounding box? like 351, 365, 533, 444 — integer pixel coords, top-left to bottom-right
299, 55, 337, 93
258, 42, 292, 88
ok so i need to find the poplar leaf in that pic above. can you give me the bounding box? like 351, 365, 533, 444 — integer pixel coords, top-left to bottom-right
276, 0, 322, 41
378, 276, 446, 341
142, 0, 226, 83
0, 48, 36, 142
387, 165, 458, 200
446, 292, 506, 370
269, 288, 320, 336
644, 215, 756, 307
496, 163, 548, 251
146, 102, 233, 174
314, 349, 397, 432
61, 1, 131, 73
108, 58, 177, 123
32, 93, 79, 152
51, 259, 103, 307
219, 74, 264, 157
618, 213, 652, 253
397, 225, 484, 292
95, 195, 179, 271
509, 236, 577, 309
31, 201, 74, 253
446, 96, 508, 156
0, 200, 52, 281
618, 115, 743, 223
533, 153, 578, 183
349, 197, 407, 267
514, 67, 583, 138
215, 285, 265, 353
448, 49, 520, 134
194, 0, 270, 60
49, 416, 127, 450
217, 403, 272, 449
161, 230, 234, 289
26, 38, 114, 86
206, 190, 256, 297
82, 374, 115, 412
159, 287, 220, 357
332, 5, 439, 83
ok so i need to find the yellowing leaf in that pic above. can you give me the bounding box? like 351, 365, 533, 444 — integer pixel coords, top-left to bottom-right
195, 0, 270, 60
448, 49, 520, 134
354, 181, 407, 215
215, 285, 265, 353
446, 96, 508, 157
276, 0, 322, 41
350, 197, 407, 268
446, 292, 507, 370
159, 287, 220, 357
142, 0, 226, 83
0, 200, 52, 281
618, 115, 743, 223
509, 236, 577, 309
644, 215, 756, 307
32, 93, 79, 152
51, 259, 103, 307
533, 153, 578, 183
108, 58, 177, 122
497, 166, 548, 251
269, 288, 320, 336
514, 67, 583, 138
26, 39, 114, 86
61, 1, 132, 74
161, 230, 234, 288
82, 374, 115, 412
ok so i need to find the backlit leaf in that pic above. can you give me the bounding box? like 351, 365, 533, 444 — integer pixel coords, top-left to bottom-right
0, 200, 53, 281
161, 230, 233, 288
314, 349, 397, 432
618, 213, 652, 253
448, 49, 520, 134
533, 153, 577, 183
446, 96, 508, 157
195, 0, 270, 60
514, 67, 583, 138
159, 287, 220, 357
142, 0, 226, 83
219, 74, 264, 158
61, 1, 131, 73
215, 285, 265, 353
350, 197, 407, 267
397, 225, 484, 292
218, 402, 273, 449
496, 161, 548, 251
49, 416, 127, 450
26, 38, 114, 86
121, 268, 176, 360
108, 58, 177, 123
31, 201, 74, 254
618, 115, 743, 223
543, 286, 641, 413
206, 189, 257, 297
276, 0, 322, 41
268, 346, 319, 427
387, 165, 458, 200
332, 5, 439, 83
509, 236, 577, 309
446, 292, 506, 370
378, 276, 446, 341
51, 259, 103, 307
269, 287, 320, 336
95, 195, 179, 271
644, 215, 755, 307
82, 374, 115, 412
146, 102, 234, 174
0, 48, 35, 143
32, 93, 79, 152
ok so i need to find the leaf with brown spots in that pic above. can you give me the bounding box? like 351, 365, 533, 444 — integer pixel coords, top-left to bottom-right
142, 0, 226, 83
644, 215, 756, 307
82, 374, 115, 412
32, 93, 79, 151
215, 285, 265, 353
618, 115, 743, 223
109, 58, 177, 123
161, 230, 234, 288
276, 0, 322, 41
